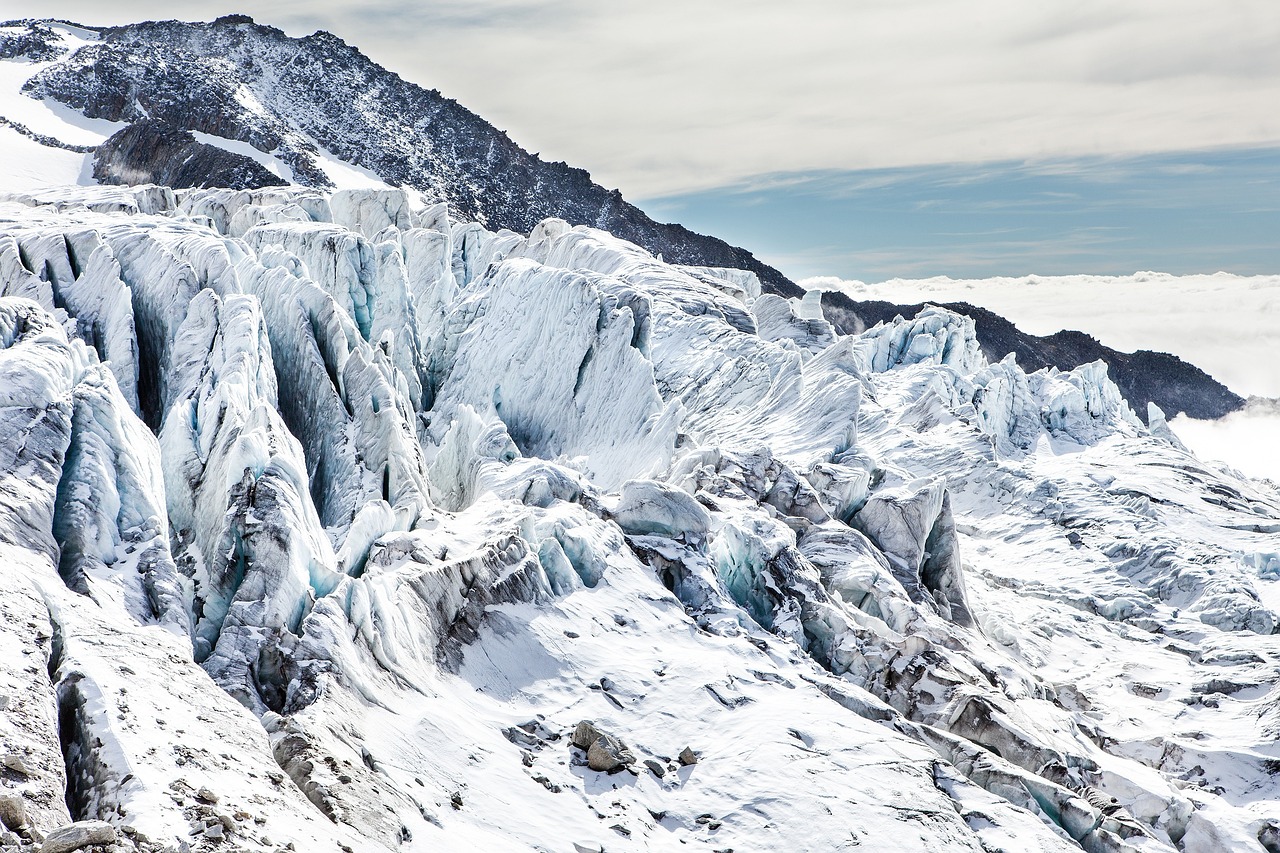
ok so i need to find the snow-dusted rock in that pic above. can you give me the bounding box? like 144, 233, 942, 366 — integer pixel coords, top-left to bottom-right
38, 820, 115, 853
571, 721, 636, 773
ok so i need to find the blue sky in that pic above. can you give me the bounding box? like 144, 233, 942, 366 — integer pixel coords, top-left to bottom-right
640, 146, 1280, 281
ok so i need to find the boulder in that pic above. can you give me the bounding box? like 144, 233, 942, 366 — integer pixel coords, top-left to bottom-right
572, 721, 636, 773
0, 794, 25, 832
1, 754, 30, 776
39, 821, 116, 853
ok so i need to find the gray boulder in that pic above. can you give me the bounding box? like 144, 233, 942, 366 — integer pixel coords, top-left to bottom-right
572, 721, 636, 773
39, 821, 116, 853
0, 794, 25, 832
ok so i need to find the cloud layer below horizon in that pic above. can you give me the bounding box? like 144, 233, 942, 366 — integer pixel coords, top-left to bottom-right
19, 0, 1280, 199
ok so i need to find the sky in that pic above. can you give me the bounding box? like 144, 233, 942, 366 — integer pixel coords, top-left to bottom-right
644, 147, 1280, 280
10, 0, 1280, 279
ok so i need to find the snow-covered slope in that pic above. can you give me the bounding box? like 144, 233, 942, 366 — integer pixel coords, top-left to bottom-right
0, 184, 1277, 853
0, 16, 799, 297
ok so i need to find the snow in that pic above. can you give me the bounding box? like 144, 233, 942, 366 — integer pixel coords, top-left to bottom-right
308, 137, 395, 190
0, 124, 87, 189
0, 187, 1277, 853
190, 131, 295, 182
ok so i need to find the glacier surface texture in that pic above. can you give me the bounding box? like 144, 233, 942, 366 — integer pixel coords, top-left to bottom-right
0, 181, 1277, 853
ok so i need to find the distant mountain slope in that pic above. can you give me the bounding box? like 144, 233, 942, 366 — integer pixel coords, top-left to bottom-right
8, 14, 802, 295
821, 291, 1246, 421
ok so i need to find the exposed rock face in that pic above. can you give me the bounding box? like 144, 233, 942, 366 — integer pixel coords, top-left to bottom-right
93, 119, 288, 190
0, 19, 64, 61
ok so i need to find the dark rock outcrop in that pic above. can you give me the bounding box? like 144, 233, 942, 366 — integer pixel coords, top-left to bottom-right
821, 291, 1245, 421
0, 19, 66, 61
92, 119, 287, 190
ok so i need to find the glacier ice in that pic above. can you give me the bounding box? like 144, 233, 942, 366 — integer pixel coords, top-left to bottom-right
851, 478, 973, 626
0, 187, 1277, 853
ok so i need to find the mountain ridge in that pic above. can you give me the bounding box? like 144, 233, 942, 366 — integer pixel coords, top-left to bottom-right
7, 14, 805, 297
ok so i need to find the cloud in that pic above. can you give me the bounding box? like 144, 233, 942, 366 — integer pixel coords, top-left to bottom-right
1172, 400, 1280, 483
15, 0, 1280, 198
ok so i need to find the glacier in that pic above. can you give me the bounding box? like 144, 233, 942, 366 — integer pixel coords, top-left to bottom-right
0, 180, 1277, 853
818, 272, 1280, 484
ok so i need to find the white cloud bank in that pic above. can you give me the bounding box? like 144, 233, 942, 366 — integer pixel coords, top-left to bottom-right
1171, 401, 1280, 484
816, 272, 1280, 399
14, 0, 1280, 198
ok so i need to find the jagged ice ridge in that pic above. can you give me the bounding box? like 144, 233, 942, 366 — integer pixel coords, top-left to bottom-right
0, 181, 1276, 853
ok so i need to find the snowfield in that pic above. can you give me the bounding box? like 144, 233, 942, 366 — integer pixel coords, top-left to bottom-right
0, 183, 1276, 853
